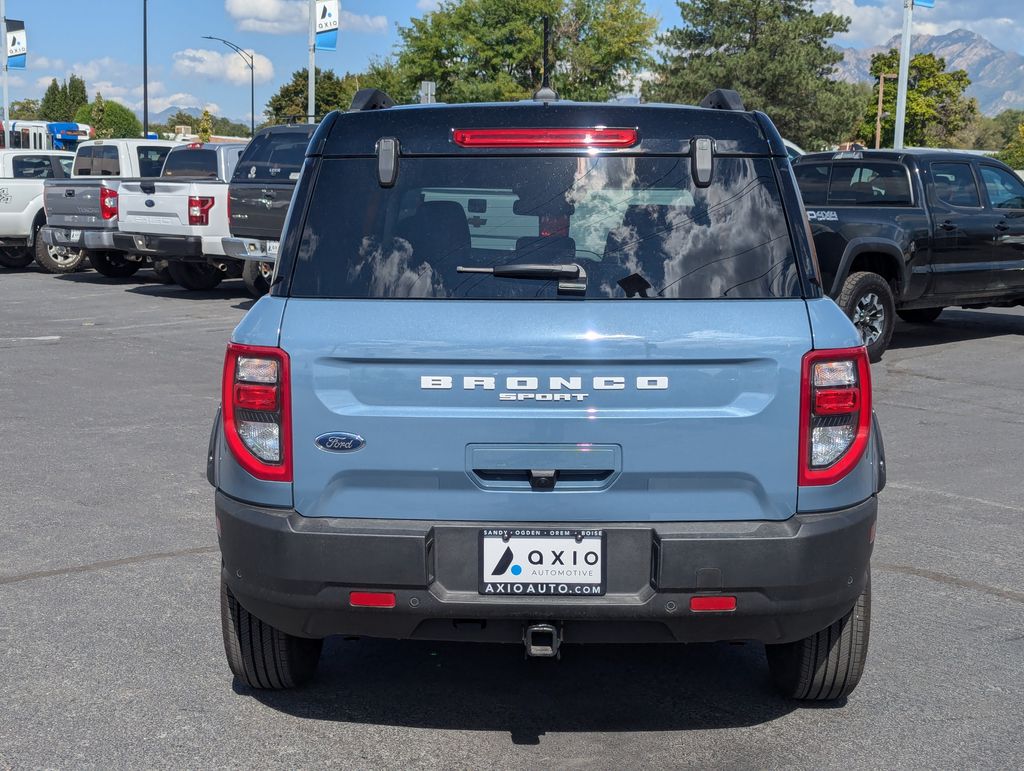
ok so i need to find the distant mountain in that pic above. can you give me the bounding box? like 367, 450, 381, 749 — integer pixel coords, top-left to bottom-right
835, 29, 1024, 115
132, 105, 249, 128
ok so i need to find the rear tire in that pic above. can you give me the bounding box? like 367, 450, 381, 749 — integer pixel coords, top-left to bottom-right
897, 307, 943, 324
167, 261, 223, 291
150, 259, 174, 284
837, 271, 895, 363
242, 260, 273, 297
88, 250, 141, 278
0, 248, 34, 269
33, 230, 84, 274
220, 576, 322, 689
766, 572, 871, 701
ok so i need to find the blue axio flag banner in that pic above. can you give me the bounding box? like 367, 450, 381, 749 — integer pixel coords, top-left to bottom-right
316, 1, 339, 51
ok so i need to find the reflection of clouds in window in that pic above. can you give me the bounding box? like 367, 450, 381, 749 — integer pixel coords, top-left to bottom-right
346, 237, 446, 298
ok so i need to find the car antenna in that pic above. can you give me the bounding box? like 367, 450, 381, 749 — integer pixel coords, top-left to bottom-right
533, 16, 558, 102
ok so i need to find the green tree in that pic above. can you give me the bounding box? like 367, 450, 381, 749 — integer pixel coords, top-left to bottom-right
643, 0, 864, 149
198, 109, 213, 143
209, 116, 252, 137
996, 124, 1024, 169
9, 98, 40, 119
857, 51, 977, 147
265, 67, 368, 121
396, 0, 655, 103
66, 75, 89, 118
75, 93, 142, 139
39, 78, 69, 121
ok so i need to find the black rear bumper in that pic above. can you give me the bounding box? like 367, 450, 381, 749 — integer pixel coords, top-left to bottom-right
217, 492, 876, 645
112, 232, 203, 258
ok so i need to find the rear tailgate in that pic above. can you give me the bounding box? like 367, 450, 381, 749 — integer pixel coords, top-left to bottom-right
282, 301, 811, 523
227, 181, 293, 240
43, 179, 108, 229
118, 179, 192, 235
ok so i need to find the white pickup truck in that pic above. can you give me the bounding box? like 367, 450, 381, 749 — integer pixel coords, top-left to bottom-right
116, 142, 246, 290
0, 149, 79, 271
41, 138, 177, 275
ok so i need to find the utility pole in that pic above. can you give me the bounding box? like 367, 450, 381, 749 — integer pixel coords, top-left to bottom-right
143, 0, 149, 137
2, 0, 9, 136
307, 0, 315, 123
874, 73, 898, 149
893, 0, 914, 150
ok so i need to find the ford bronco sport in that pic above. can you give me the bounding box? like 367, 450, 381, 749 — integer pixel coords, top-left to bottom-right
209, 89, 885, 701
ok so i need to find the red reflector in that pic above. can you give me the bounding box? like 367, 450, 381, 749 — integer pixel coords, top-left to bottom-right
814, 388, 859, 414
349, 591, 396, 608
690, 595, 737, 612
452, 127, 638, 148
233, 383, 277, 411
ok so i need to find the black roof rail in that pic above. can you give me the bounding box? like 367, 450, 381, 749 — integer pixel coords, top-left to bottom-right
699, 89, 745, 111
350, 88, 396, 112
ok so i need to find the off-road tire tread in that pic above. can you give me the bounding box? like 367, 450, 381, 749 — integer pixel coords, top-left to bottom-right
837, 272, 895, 362
767, 572, 871, 701
220, 577, 321, 689
0, 249, 34, 269
33, 231, 84, 274
242, 260, 271, 297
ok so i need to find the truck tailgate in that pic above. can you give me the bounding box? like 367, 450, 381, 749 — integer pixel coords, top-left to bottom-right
43, 179, 110, 229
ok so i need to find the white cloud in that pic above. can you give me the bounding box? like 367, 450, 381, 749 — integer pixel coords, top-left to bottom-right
417, 0, 441, 10
224, 0, 386, 35
203, 102, 223, 115
31, 56, 65, 71
172, 48, 275, 85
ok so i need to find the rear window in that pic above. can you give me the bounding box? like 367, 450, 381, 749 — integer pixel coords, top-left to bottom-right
94, 145, 120, 176
137, 146, 170, 177
12, 155, 54, 179
162, 148, 218, 178
794, 161, 912, 206
72, 146, 94, 175
289, 156, 801, 300
234, 132, 310, 183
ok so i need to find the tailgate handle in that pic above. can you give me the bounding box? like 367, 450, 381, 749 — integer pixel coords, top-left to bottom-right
472, 468, 613, 490
64, 189, 75, 197
140, 182, 156, 194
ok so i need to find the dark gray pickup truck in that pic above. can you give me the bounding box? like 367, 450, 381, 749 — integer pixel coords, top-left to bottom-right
794, 149, 1024, 360
41, 138, 175, 275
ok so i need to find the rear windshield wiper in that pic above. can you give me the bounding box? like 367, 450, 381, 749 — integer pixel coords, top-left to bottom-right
456, 263, 587, 295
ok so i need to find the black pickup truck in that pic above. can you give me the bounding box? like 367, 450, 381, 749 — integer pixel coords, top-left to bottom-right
793, 150, 1024, 360
222, 123, 317, 296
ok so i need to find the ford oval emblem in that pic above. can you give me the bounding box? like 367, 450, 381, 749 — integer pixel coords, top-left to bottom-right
145, 199, 155, 208
314, 432, 365, 453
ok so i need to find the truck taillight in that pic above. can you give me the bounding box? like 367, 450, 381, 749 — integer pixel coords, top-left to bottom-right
222, 343, 291, 482
100, 187, 118, 220
188, 196, 215, 226
799, 347, 872, 486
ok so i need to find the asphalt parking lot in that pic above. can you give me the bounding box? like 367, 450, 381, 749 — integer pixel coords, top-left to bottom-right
2, 265, 1023, 768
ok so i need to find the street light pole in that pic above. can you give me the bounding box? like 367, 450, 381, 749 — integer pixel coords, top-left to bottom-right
893, 0, 914, 150
203, 35, 256, 137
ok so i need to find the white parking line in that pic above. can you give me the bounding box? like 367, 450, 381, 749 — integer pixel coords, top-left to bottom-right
0, 335, 61, 342
887, 482, 1024, 513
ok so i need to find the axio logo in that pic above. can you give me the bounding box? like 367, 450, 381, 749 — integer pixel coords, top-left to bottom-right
807, 210, 839, 222
490, 546, 522, 577
314, 432, 365, 453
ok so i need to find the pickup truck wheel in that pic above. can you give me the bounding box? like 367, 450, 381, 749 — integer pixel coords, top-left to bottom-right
33, 234, 84, 274
897, 307, 943, 324
88, 251, 141, 278
766, 571, 871, 701
167, 261, 223, 291
242, 260, 273, 297
220, 576, 322, 689
0, 248, 34, 269
838, 272, 895, 362
150, 259, 174, 284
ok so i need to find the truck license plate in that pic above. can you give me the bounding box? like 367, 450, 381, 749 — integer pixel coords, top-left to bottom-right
479, 529, 605, 596
68, 229, 81, 241
266, 240, 279, 256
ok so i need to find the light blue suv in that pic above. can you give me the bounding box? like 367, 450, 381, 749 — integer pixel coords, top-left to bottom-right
208, 89, 885, 701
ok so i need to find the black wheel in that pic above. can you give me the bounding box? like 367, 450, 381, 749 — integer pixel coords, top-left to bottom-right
837, 271, 895, 363
150, 259, 174, 284
766, 572, 871, 701
0, 248, 34, 269
242, 260, 273, 297
897, 307, 943, 324
88, 250, 141, 278
220, 576, 322, 689
167, 261, 223, 291
33, 230, 85, 274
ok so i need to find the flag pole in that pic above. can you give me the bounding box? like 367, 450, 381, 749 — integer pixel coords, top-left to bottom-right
307, 0, 315, 123
2, 0, 9, 135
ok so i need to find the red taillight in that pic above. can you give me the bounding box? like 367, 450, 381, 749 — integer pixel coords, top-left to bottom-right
452, 127, 638, 148
100, 186, 118, 220
349, 591, 396, 608
799, 347, 872, 487
187, 142, 203, 149
188, 196, 215, 226
690, 596, 737, 612
222, 343, 291, 482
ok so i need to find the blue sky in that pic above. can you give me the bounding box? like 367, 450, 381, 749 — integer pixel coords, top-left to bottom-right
7, 0, 1016, 122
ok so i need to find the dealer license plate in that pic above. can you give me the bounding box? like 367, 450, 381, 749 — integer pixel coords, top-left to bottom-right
266, 240, 279, 256
68, 229, 81, 241
479, 528, 606, 596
